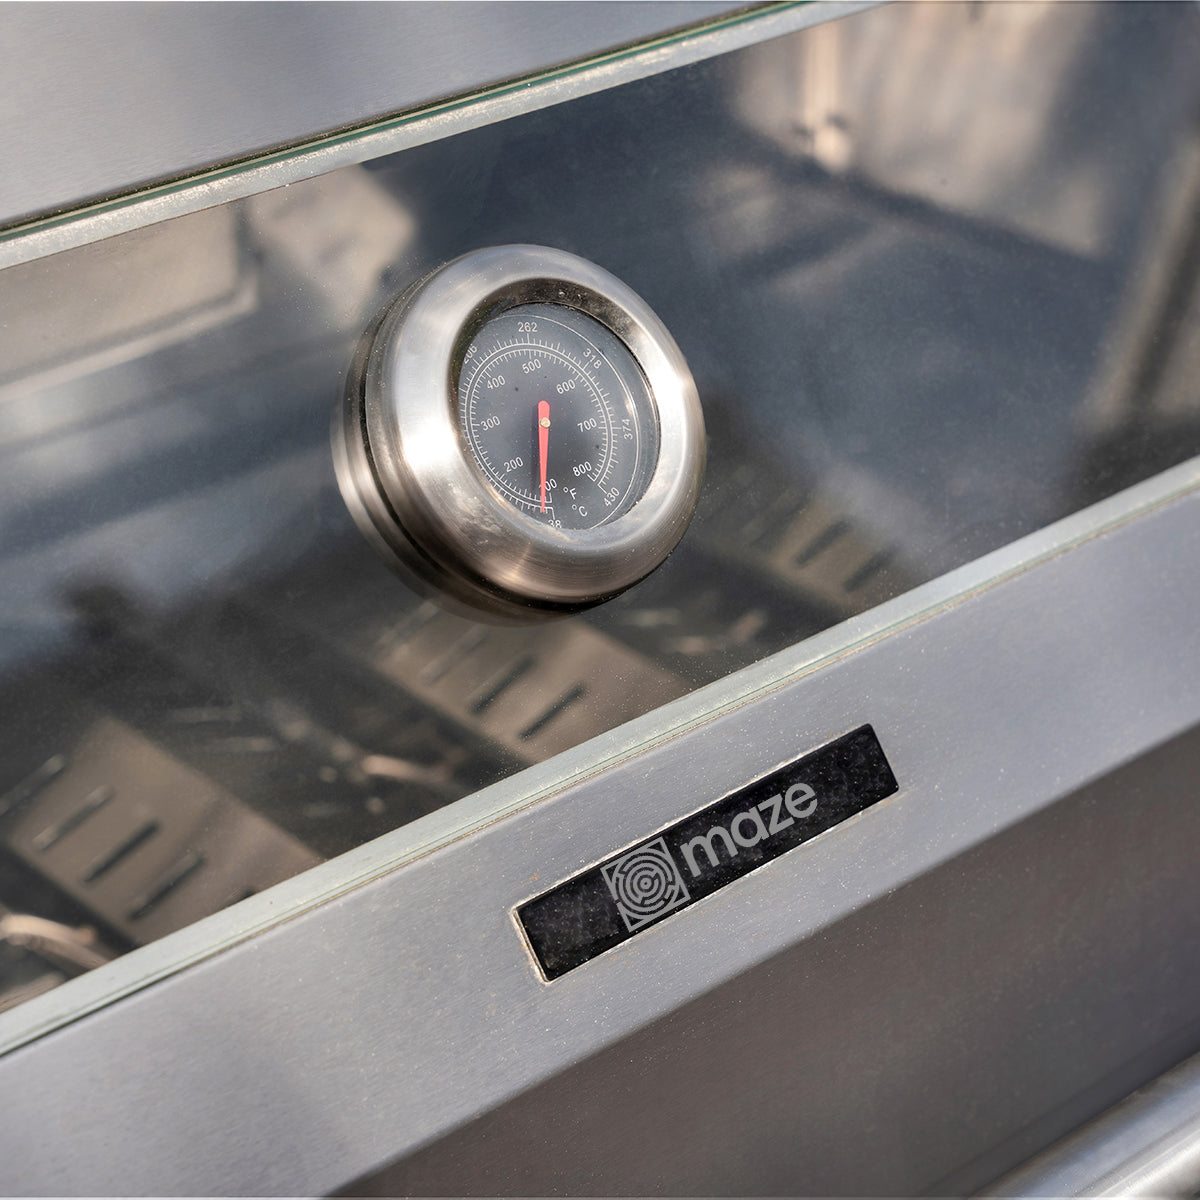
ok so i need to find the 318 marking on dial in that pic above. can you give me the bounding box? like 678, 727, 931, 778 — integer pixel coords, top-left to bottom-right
458, 304, 657, 531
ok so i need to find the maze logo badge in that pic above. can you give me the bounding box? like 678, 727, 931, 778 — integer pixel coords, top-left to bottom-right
602, 837, 690, 932
518, 726, 898, 980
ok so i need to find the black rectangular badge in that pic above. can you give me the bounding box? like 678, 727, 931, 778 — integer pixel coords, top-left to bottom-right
517, 724, 898, 980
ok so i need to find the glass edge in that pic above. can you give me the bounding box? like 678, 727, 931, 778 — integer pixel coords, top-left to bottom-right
0, 1, 871, 271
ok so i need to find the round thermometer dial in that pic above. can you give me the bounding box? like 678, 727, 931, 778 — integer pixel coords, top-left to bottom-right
333, 246, 705, 620
459, 304, 658, 531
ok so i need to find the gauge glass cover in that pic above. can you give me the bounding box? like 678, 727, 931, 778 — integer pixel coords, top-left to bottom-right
458, 304, 659, 531
334, 245, 705, 619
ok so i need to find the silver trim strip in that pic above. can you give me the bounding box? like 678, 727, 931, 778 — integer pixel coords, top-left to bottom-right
982, 1049, 1200, 1197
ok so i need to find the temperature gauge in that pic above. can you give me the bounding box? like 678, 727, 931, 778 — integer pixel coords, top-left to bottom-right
333, 245, 704, 620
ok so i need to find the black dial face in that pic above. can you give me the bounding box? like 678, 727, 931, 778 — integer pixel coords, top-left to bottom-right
458, 303, 659, 530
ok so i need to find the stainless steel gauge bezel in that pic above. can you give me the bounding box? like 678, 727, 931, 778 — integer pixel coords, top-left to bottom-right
334, 244, 705, 620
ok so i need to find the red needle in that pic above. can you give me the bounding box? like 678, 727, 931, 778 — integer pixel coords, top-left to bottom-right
538, 400, 550, 512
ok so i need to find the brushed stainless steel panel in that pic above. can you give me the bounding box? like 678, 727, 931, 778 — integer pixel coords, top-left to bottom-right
364, 726, 1200, 1196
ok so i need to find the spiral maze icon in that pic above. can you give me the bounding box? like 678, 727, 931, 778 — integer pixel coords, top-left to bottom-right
603, 837, 690, 932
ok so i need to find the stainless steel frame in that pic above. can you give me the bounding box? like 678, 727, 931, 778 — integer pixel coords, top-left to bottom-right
1, 457, 1197, 1194
2, 2, 1198, 1195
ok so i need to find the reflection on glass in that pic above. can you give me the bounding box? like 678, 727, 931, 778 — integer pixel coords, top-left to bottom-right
1, 0, 1199, 1014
